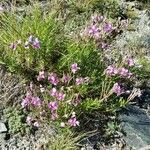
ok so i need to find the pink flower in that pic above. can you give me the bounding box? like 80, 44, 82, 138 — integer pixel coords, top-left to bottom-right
21, 93, 32, 108
9, 42, 17, 50
103, 22, 113, 32
62, 74, 71, 83
31, 97, 42, 107
48, 101, 58, 111
88, 25, 100, 38
68, 117, 79, 127
26, 116, 32, 125
126, 57, 135, 67
32, 38, 40, 49
119, 67, 129, 77
33, 121, 40, 127
112, 83, 122, 96
48, 73, 59, 85
57, 92, 65, 101
50, 88, 57, 97
101, 42, 109, 50
71, 63, 80, 74
37, 71, 45, 81
21, 98, 30, 108
105, 65, 118, 76
51, 111, 58, 120
76, 77, 84, 85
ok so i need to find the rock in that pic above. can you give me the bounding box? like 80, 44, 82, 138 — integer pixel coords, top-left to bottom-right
0, 122, 7, 133
86, 144, 94, 150
119, 106, 150, 149
113, 8, 150, 56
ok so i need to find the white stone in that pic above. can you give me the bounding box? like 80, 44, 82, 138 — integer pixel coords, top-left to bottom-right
0, 122, 7, 133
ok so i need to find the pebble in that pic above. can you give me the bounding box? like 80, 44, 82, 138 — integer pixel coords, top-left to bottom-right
0, 122, 7, 133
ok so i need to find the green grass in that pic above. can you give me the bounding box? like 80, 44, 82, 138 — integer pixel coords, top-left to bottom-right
0, 4, 68, 78
46, 131, 82, 150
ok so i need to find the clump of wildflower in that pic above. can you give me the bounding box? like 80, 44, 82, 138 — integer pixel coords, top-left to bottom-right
37, 71, 45, 81
48, 73, 59, 85
71, 63, 80, 74
112, 83, 123, 96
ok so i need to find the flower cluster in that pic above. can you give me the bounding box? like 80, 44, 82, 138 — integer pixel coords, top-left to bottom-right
80, 14, 128, 50
48, 73, 59, 85
112, 83, 123, 96
9, 35, 40, 51
104, 57, 137, 96
25, 35, 40, 49
21, 92, 42, 108
81, 14, 113, 42
9, 40, 21, 51
105, 65, 133, 78
22, 63, 89, 128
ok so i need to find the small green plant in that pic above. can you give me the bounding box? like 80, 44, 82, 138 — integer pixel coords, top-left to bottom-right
4, 107, 30, 134
134, 57, 150, 78
105, 121, 120, 137
46, 131, 82, 150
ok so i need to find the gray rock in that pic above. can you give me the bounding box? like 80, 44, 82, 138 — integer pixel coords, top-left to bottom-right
114, 8, 150, 56
0, 122, 7, 133
119, 106, 150, 149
